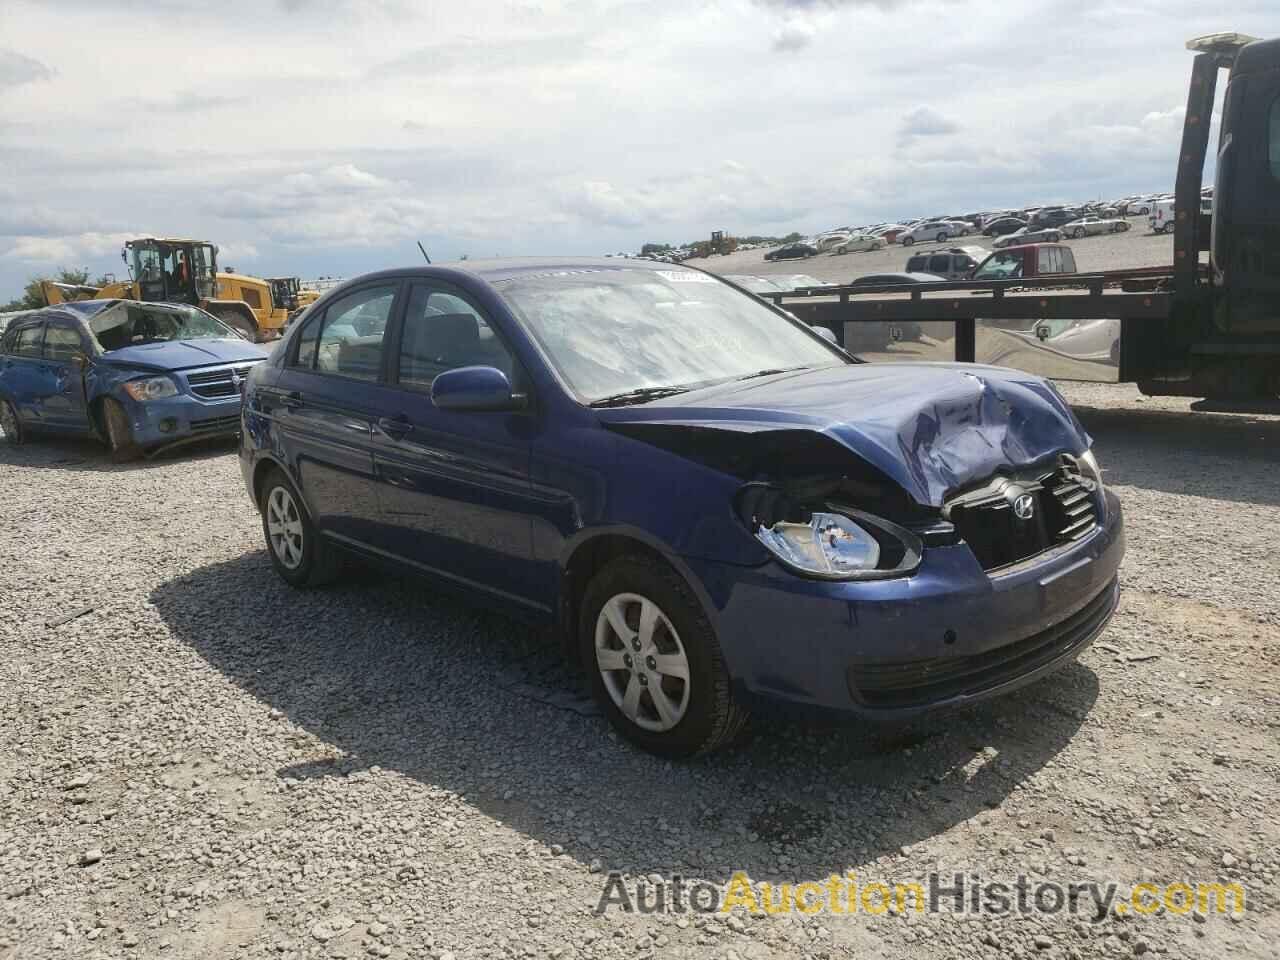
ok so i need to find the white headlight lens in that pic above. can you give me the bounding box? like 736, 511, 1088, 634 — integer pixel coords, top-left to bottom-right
123, 377, 179, 401
756, 512, 880, 577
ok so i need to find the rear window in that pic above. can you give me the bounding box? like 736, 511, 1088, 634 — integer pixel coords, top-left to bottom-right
906, 256, 928, 271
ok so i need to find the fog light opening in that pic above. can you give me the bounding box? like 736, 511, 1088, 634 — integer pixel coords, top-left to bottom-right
159, 418, 177, 434
943, 629, 957, 646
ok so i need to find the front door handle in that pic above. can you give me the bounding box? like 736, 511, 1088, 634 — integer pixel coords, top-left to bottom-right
377, 416, 413, 440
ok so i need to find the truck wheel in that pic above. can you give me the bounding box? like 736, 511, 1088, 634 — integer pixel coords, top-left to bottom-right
101, 398, 142, 463
0, 398, 23, 445
217, 310, 258, 343
581, 554, 749, 757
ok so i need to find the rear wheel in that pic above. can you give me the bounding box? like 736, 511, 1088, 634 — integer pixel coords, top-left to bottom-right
0, 398, 23, 445
936, 232, 948, 243
260, 468, 341, 587
101, 398, 141, 463
902, 236, 915, 246
1073, 227, 1086, 239
580, 555, 748, 757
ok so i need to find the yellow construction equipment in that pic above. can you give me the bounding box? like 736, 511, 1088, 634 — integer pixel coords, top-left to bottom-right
40, 238, 288, 341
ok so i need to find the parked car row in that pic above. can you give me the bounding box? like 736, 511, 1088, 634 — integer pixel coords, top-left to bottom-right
3, 258, 1124, 759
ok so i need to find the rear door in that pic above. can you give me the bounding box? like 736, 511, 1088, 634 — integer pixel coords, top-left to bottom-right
264, 281, 403, 545
1, 322, 56, 427
369, 280, 545, 613
40, 320, 92, 432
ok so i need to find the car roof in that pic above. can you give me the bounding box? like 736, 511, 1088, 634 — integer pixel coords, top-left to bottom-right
341, 257, 689, 288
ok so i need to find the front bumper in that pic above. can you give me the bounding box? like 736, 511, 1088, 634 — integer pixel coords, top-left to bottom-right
685, 490, 1124, 719
119, 393, 243, 448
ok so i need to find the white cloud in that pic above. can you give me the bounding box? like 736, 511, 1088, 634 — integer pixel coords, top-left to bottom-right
0, 48, 54, 89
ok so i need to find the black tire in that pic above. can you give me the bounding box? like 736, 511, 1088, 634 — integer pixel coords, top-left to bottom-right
1073, 227, 1086, 239
259, 468, 341, 587
580, 554, 749, 758
936, 232, 948, 243
0, 397, 23, 446
902, 236, 915, 246
101, 398, 142, 463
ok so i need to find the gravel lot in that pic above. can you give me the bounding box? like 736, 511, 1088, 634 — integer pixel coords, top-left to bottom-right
3, 381, 1278, 960
687, 221, 1175, 284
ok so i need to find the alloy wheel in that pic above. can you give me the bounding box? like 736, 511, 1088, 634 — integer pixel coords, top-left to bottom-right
266, 486, 305, 570
595, 592, 691, 732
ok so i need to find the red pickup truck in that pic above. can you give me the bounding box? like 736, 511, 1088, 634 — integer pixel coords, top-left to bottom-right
970, 243, 1078, 280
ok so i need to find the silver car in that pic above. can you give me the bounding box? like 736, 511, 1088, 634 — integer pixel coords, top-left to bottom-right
898, 220, 973, 246
992, 226, 1063, 249
1062, 216, 1130, 239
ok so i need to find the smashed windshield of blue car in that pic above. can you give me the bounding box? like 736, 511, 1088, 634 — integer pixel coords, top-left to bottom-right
89, 304, 233, 351
497, 268, 845, 404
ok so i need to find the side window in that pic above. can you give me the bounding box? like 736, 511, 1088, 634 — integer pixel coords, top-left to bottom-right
1061, 248, 1077, 273
14, 325, 44, 358
906, 256, 927, 272
1037, 248, 1053, 274
0, 327, 16, 355
928, 255, 951, 273
397, 285, 515, 392
44, 325, 84, 361
313, 285, 397, 381
1270, 97, 1280, 180
291, 310, 322, 370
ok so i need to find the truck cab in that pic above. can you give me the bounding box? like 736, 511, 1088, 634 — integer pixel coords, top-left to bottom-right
971, 244, 1078, 281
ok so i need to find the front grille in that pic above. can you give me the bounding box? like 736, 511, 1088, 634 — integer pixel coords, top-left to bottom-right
848, 577, 1117, 709
189, 414, 241, 434
186, 364, 258, 399
947, 463, 1100, 571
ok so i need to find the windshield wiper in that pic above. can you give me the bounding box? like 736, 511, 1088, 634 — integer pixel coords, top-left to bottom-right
589, 385, 695, 408
735, 365, 810, 381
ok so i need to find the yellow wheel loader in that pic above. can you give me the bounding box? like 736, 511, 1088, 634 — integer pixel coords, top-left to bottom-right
40, 238, 288, 342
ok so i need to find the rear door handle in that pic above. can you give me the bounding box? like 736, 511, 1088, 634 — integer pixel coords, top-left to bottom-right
280, 391, 303, 409
377, 416, 413, 440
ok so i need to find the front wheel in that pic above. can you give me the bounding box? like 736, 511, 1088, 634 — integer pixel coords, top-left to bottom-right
581, 555, 748, 757
217, 310, 258, 343
901, 236, 915, 246
936, 232, 948, 243
0, 398, 23, 446
101, 398, 142, 463
1073, 227, 1086, 239
260, 469, 341, 587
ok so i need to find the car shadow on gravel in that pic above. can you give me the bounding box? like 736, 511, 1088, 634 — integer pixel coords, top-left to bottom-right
1073, 405, 1280, 506
152, 551, 1099, 886
0, 435, 236, 470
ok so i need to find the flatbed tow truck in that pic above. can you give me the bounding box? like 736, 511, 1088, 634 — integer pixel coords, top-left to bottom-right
765, 34, 1280, 403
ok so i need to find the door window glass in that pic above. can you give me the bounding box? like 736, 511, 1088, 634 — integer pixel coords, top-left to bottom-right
1061, 248, 1077, 272
1270, 97, 1280, 180
1037, 248, 1053, 274
928, 255, 951, 273
314, 285, 396, 380
44, 325, 83, 360
292, 311, 322, 370
397, 286, 515, 391
906, 256, 927, 271
14, 325, 44, 358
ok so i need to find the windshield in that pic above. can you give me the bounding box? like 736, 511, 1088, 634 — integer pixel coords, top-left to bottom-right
973, 252, 1025, 280
88, 303, 235, 352
497, 268, 845, 403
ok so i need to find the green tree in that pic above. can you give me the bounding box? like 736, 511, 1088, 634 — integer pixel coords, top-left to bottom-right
2, 267, 112, 312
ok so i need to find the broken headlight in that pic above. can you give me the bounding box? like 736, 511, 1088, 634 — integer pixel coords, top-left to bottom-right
1078, 449, 1105, 494
122, 377, 179, 402
741, 485, 923, 581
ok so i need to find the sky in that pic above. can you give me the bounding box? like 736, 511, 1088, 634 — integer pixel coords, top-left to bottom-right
1, 0, 1277, 297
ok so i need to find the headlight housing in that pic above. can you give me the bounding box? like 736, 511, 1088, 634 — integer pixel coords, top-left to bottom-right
122, 377, 179, 402
1077, 448, 1104, 494
743, 486, 924, 582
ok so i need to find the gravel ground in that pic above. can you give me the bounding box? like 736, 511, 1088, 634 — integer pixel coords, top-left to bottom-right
2, 382, 1278, 960
687, 220, 1174, 284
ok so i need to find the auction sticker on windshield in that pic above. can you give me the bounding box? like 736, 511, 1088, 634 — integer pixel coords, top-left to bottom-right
656, 270, 717, 283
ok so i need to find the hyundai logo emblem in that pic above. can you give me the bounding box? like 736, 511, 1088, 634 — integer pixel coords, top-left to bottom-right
1013, 493, 1035, 521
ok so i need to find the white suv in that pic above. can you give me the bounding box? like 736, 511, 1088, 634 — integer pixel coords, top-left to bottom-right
898, 220, 972, 246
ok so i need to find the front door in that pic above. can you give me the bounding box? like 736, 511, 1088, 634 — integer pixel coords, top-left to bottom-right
265, 281, 402, 545
40, 321, 91, 432
369, 281, 545, 614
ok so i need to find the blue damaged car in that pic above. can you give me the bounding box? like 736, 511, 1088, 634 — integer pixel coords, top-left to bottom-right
238, 259, 1123, 757
0, 299, 267, 461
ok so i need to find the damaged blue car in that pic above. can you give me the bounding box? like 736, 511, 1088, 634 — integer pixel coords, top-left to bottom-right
0, 299, 267, 461
238, 259, 1123, 757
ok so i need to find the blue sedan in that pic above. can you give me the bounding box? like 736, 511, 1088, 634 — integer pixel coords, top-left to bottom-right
0, 300, 268, 461
239, 259, 1123, 756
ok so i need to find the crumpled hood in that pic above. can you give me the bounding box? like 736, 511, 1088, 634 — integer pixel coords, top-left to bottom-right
595, 363, 1091, 506
101, 337, 268, 372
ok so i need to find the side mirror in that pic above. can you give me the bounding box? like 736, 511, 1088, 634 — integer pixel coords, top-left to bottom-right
811, 324, 838, 345
431, 365, 525, 412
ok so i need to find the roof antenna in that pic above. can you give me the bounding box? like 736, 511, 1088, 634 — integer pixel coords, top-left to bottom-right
417, 241, 431, 264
